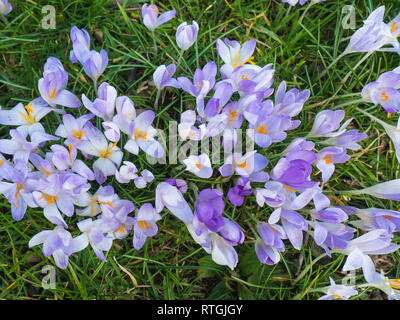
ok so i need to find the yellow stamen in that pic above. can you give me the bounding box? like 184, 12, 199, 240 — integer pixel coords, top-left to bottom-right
114, 225, 125, 236
138, 220, 152, 230
333, 294, 342, 300
380, 91, 390, 102
323, 154, 334, 165
19, 103, 35, 124
75, 98, 79, 102
241, 74, 249, 80
133, 128, 150, 141
257, 124, 269, 135
236, 161, 250, 171
14, 184, 23, 201
233, 50, 255, 68
196, 84, 203, 89
90, 199, 97, 216
389, 279, 400, 290
391, 22, 398, 33
150, 6, 159, 13
40, 194, 56, 205
283, 185, 296, 192
39, 166, 52, 178
68, 145, 73, 163
72, 130, 84, 140
0, 159, 4, 167
228, 110, 237, 122
195, 163, 201, 169
49, 88, 56, 100
383, 215, 392, 220
100, 142, 118, 158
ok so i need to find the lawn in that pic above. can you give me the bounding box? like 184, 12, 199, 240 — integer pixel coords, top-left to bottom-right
0, 0, 399, 300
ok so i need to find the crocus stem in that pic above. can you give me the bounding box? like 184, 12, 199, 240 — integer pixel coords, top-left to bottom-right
341, 51, 374, 84
154, 88, 161, 110
355, 107, 389, 127
152, 31, 158, 54
332, 98, 364, 110
93, 79, 98, 96
176, 49, 184, 69
293, 253, 328, 285
0, 14, 7, 24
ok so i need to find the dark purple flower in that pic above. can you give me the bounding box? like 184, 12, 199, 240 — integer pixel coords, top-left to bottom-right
227, 177, 252, 206
195, 189, 225, 232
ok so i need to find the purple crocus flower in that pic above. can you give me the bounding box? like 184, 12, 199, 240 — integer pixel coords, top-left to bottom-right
318, 277, 358, 300
82, 82, 117, 121
183, 154, 213, 178
227, 177, 252, 206
82, 49, 108, 83
141, 4, 176, 32
177, 62, 217, 98
270, 157, 317, 191
315, 147, 350, 182
219, 151, 269, 182
73, 218, 113, 262
29, 226, 75, 269
282, 137, 314, 156
38, 57, 81, 109
164, 178, 188, 193
153, 64, 180, 90
54, 113, 94, 148
273, 81, 310, 119
112, 96, 136, 135
255, 222, 286, 265
132, 203, 162, 250
218, 218, 244, 246
216, 38, 256, 79
314, 221, 355, 256
361, 69, 400, 113
352, 179, 400, 201
325, 129, 367, 151
176, 21, 199, 51
308, 109, 352, 138
70, 26, 91, 64
194, 189, 225, 232
0, 97, 53, 137
351, 208, 400, 234
155, 181, 193, 223
0, 0, 12, 15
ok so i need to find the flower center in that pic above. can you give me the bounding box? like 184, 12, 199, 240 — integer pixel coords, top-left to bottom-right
72, 130, 84, 140
257, 124, 269, 135
283, 185, 296, 192
39, 166, 52, 178
233, 50, 255, 68
100, 142, 118, 158
49, 88, 56, 100
228, 110, 237, 122
323, 154, 334, 164
19, 103, 35, 124
40, 194, 56, 205
380, 91, 389, 101
114, 225, 126, 236
134, 128, 150, 141
138, 220, 152, 230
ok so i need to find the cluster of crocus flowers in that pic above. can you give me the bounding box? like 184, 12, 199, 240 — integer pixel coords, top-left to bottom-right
1, 2, 400, 301
0, 0, 12, 16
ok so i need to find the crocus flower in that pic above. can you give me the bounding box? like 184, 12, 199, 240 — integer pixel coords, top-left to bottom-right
273, 81, 310, 119
324, 129, 367, 151
38, 57, 81, 109
115, 161, 138, 183
0, 98, 53, 136
227, 177, 252, 207
112, 96, 136, 135
219, 218, 244, 246
308, 109, 352, 138
313, 221, 355, 256
155, 182, 193, 223
350, 208, 400, 234
315, 147, 350, 182
178, 110, 207, 141
219, 151, 269, 182
210, 233, 239, 270
50, 144, 95, 181
358, 110, 400, 162
0, 0, 11, 15
141, 4, 176, 31
54, 113, 94, 147
76, 122, 123, 184
363, 266, 400, 300
73, 218, 113, 262
216, 38, 256, 79
176, 21, 199, 51
70, 26, 91, 64
177, 62, 217, 98
76, 185, 118, 217
153, 64, 180, 90
82, 82, 117, 121
361, 68, 400, 113
255, 222, 286, 265
317, 277, 358, 300
165, 178, 188, 193
32, 174, 83, 227
29, 226, 74, 269
132, 203, 162, 250
183, 154, 213, 178
82, 49, 108, 83
351, 179, 400, 201
194, 189, 225, 232
133, 169, 154, 189
125, 110, 165, 158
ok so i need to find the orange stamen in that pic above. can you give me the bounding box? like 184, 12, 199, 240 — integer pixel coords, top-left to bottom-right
323, 154, 334, 165
19, 103, 35, 124
228, 110, 237, 122
39, 166, 52, 178
195, 163, 201, 169
283, 185, 296, 192
138, 220, 152, 230
380, 92, 390, 102
49, 88, 56, 100
391, 22, 398, 33
257, 124, 269, 135
100, 142, 118, 158
134, 128, 150, 141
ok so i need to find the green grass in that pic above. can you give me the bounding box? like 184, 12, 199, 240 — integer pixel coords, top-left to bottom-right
0, 0, 399, 300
